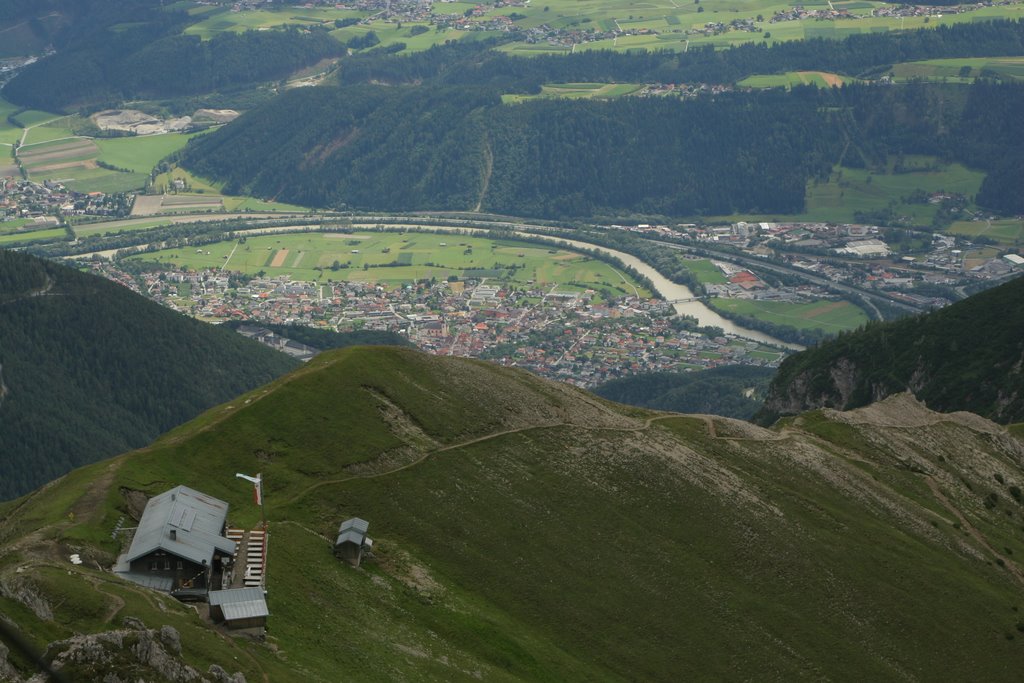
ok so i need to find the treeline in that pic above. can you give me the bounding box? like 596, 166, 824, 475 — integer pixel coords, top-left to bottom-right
339, 20, 1024, 90
3, 19, 343, 110
593, 365, 776, 420
221, 321, 412, 351
755, 274, 1024, 425
0, 250, 299, 500
182, 84, 836, 218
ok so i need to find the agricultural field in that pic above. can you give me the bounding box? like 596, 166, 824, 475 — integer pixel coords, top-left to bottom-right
680, 258, 729, 284
94, 133, 202, 173
171, 0, 1024, 56
738, 71, 853, 89
711, 297, 869, 333
184, 6, 367, 38
0, 98, 23, 145
798, 156, 985, 224
15, 131, 198, 194
502, 82, 644, 103
0, 226, 68, 246
128, 231, 652, 296
0, 218, 33, 234
891, 56, 1024, 82
947, 218, 1024, 246
506, 1, 1024, 54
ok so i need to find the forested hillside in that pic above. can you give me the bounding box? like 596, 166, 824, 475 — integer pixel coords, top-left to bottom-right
757, 274, 1024, 425
181, 80, 1024, 217
1, 1, 342, 110
182, 85, 835, 217
593, 365, 775, 419
0, 251, 298, 500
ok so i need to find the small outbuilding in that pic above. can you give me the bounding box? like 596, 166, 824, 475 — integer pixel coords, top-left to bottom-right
334, 517, 372, 567
208, 587, 269, 630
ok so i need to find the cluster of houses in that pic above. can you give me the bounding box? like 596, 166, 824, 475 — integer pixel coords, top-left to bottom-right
0, 178, 132, 225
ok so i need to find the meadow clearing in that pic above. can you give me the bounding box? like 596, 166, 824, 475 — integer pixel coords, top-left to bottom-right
947, 218, 1024, 246
738, 71, 853, 89
130, 231, 653, 297
502, 82, 644, 103
891, 55, 1024, 82
711, 297, 869, 333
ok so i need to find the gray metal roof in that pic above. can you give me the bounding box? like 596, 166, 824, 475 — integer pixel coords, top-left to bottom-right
336, 517, 369, 547
209, 588, 269, 620
114, 571, 173, 592
123, 485, 235, 567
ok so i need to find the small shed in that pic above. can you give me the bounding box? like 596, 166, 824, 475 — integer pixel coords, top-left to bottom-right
208, 587, 269, 629
334, 517, 372, 568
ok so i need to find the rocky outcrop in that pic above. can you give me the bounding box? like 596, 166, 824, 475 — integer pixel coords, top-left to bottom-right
38, 619, 246, 683
1, 639, 24, 683
756, 276, 1024, 426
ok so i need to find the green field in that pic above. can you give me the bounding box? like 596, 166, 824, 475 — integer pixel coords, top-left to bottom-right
681, 258, 728, 284
95, 133, 202, 173
503, 82, 644, 103
129, 231, 651, 296
948, 219, 1024, 246
0, 97, 23, 145
0, 226, 68, 245
891, 56, 1024, 82
738, 70, 853, 88
72, 219, 175, 238
0, 218, 33, 234
171, 0, 1024, 56
14, 132, 197, 193
11, 109, 64, 128
798, 156, 986, 224
712, 297, 868, 332
184, 6, 368, 38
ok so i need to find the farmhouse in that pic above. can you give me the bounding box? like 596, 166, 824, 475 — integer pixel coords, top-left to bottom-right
114, 485, 236, 595
208, 587, 269, 630
335, 517, 373, 567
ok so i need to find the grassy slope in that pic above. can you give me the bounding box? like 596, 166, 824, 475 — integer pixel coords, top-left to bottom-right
3, 347, 1024, 680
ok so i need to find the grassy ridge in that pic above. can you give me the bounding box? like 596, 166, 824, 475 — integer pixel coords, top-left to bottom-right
4, 347, 1024, 679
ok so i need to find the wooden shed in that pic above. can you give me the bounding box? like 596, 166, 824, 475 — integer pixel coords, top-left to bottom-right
208, 587, 269, 630
334, 517, 372, 567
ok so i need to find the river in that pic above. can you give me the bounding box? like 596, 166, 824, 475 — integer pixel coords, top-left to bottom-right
511, 234, 802, 350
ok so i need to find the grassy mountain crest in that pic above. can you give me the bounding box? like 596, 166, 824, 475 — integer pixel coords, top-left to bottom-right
3, 347, 1024, 680
757, 274, 1024, 426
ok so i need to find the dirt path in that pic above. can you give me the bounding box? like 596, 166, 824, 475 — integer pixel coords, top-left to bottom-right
923, 476, 1024, 585
284, 413, 772, 506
